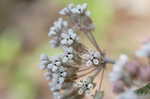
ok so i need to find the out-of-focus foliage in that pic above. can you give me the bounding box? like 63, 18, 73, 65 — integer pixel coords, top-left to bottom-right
0, 31, 21, 63
136, 83, 150, 95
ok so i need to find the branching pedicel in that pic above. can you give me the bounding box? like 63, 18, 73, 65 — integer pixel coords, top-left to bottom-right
39, 3, 150, 99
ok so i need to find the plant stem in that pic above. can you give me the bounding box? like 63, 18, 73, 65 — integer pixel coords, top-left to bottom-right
104, 57, 115, 64
91, 67, 102, 79
76, 67, 97, 79
78, 66, 94, 72
88, 32, 103, 55
98, 68, 105, 91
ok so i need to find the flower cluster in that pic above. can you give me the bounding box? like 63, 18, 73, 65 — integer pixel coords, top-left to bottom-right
39, 54, 50, 70
48, 18, 68, 37
59, 3, 94, 32
61, 29, 79, 47
40, 53, 79, 98
59, 3, 90, 16
39, 3, 108, 99
48, 19, 81, 50
38, 3, 150, 99
62, 47, 75, 63
74, 77, 95, 95
48, 18, 68, 48
109, 47, 150, 99
109, 54, 129, 83
83, 50, 103, 67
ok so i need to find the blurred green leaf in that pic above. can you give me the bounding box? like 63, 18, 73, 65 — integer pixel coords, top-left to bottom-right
10, 60, 37, 99
135, 83, 150, 95
0, 32, 21, 63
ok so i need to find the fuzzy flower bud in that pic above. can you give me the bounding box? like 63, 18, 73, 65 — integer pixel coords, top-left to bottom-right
74, 77, 94, 96
61, 29, 79, 46
109, 54, 128, 82
83, 50, 102, 67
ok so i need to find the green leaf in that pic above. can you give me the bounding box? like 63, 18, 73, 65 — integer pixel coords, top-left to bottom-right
135, 83, 150, 95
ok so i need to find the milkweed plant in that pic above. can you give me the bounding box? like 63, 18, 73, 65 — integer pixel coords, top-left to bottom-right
39, 3, 150, 99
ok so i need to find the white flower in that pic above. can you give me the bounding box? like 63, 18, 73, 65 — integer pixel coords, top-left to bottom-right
61, 29, 79, 46
136, 42, 150, 57
48, 28, 56, 36
62, 47, 74, 63
49, 69, 67, 90
93, 59, 99, 65
48, 18, 68, 48
48, 18, 68, 37
38, 64, 46, 70
53, 92, 63, 99
109, 54, 128, 82
83, 51, 101, 66
86, 60, 93, 66
85, 11, 91, 16
71, 8, 80, 14
43, 71, 52, 80
51, 66, 68, 85
47, 56, 62, 72
39, 54, 50, 70
51, 65, 58, 72
75, 3, 87, 14
55, 66, 67, 78
40, 54, 49, 61
59, 3, 74, 15
118, 90, 139, 99
48, 66, 68, 91
49, 81, 63, 91
109, 71, 125, 82
75, 77, 94, 95
49, 37, 60, 48
59, 3, 90, 16
59, 8, 67, 15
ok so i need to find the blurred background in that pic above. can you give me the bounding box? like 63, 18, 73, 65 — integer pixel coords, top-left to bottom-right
0, 0, 150, 99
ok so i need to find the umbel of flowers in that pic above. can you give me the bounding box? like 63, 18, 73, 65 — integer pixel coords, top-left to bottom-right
39, 3, 150, 99
109, 41, 150, 99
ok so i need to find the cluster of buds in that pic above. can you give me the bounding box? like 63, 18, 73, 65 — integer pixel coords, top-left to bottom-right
39, 3, 111, 99
59, 3, 94, 32
109, 40, 150, 99
74, 77, 95, 95
38, 3, 150, 99
82, 50, 104, 67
